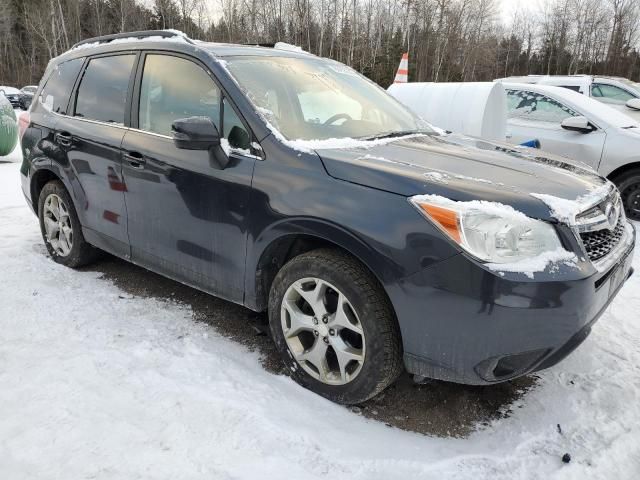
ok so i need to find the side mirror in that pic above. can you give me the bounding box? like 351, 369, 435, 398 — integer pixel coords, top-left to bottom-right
561, 116, 594, 134
626, 98, 640, 111
172, 116, 220, 150
171, 116, 229, 169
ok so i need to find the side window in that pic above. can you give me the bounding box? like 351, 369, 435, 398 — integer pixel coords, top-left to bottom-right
39, 58, 84, 114
506, 90, 576, 124
591, 83, 635, 104
558, 85, 581, 92
139, 54, 220, 136
75, 54, 135, 124
223, 98, 250, 150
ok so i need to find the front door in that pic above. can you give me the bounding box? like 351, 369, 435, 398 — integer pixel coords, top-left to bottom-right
121, 52, 256, 303
505, 88, 606, 169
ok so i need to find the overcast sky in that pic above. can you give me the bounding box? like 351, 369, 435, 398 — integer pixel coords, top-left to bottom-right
187, 0, 547, 27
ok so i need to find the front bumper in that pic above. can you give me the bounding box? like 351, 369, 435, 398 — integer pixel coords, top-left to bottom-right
392, 223, 635, 385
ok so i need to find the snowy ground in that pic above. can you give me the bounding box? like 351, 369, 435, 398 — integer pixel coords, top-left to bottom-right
0, 157, 639, 479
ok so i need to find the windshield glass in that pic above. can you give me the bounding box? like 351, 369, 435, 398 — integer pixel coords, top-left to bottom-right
618, 78, 640, 95
224, 55, 431, 141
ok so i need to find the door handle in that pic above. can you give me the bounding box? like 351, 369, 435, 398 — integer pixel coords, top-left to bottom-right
124, 151, 146, 169
55, 132, 73, 147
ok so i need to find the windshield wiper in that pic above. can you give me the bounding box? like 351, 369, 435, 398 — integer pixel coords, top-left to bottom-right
361, 130, 427, 141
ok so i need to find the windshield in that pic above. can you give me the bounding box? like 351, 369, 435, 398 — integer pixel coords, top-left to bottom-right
224, 55, 431, 141
618, 78, 640, 96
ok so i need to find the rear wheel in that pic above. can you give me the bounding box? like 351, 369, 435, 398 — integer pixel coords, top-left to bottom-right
268, 248, 403, 404
38, 180, 99, 267
613, 169, 640, 221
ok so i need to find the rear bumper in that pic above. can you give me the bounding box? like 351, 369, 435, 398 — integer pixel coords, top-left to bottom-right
393, 223, 635, 385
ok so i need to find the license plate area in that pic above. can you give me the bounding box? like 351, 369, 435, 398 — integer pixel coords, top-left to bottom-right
607, 251, 632, 297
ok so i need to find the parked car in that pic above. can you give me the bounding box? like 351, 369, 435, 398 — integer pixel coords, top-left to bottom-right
19, 85, 38, 110
0, 86, 22, 108
502, 82, 640, 221
20, 30, 635, 404
497, 75, 640, 120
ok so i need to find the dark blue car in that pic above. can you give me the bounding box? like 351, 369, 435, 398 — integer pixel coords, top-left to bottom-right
19, 31, 635, 404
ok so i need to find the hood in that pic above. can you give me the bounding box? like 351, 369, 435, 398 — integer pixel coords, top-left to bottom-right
316, 133, 608, 222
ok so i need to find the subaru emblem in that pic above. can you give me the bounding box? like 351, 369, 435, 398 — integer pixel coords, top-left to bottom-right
604, 202, 618, 229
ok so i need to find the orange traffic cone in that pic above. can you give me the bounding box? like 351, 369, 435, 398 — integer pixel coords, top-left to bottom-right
393, 53, 408, 83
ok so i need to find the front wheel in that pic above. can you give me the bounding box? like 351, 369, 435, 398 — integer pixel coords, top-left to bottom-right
268, 248, 403, 404
614, 169, 640, 221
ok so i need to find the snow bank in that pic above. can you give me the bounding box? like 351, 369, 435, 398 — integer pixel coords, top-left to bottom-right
388, 82, 507, 141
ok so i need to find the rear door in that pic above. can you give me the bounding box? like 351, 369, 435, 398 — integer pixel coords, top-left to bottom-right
120, 52, 257, 303
505, 88, 605, 169
54, 53, 137, 257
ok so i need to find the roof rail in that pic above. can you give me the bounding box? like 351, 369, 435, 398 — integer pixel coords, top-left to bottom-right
72, 30, 194, 49
242, 42, 276, 48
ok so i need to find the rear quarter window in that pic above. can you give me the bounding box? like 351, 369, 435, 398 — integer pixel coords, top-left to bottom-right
39, 58, 84, 114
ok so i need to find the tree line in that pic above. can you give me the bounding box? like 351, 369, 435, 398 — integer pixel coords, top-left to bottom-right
1, 0, 640, 89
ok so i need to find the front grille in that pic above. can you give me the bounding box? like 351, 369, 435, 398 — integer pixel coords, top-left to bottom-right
579, 217, 626, 261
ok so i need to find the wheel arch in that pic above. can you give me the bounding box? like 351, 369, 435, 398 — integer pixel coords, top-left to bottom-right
247, 220, 396, 315
606, 161, 640, 182
30, 167, 64, 212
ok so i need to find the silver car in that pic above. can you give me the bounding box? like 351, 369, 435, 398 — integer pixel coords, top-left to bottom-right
504, 82, 640, 220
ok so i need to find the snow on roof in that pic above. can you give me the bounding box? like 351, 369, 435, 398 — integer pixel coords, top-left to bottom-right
273, 42, 307, 53
71, 31, 190, 51
503, 82, 640, 129
0, 86, 21, 95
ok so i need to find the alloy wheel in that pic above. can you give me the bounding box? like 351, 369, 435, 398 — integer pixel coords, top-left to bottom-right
281, 277, 365, 385
43, 193, 73, 257
621, 181, 640, 221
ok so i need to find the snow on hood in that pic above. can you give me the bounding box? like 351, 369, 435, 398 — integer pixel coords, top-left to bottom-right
316, 134, 608, 222
530, 181, 614, 224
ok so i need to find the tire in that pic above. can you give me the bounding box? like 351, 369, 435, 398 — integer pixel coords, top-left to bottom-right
268, 248, 403, 404
38, 180, 99, 268
613, 169, 640, 221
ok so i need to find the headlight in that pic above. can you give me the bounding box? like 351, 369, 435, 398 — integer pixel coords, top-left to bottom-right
409, 195, 563, 264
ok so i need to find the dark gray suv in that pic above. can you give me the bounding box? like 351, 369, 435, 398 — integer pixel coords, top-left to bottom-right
19, 31, 635, 404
